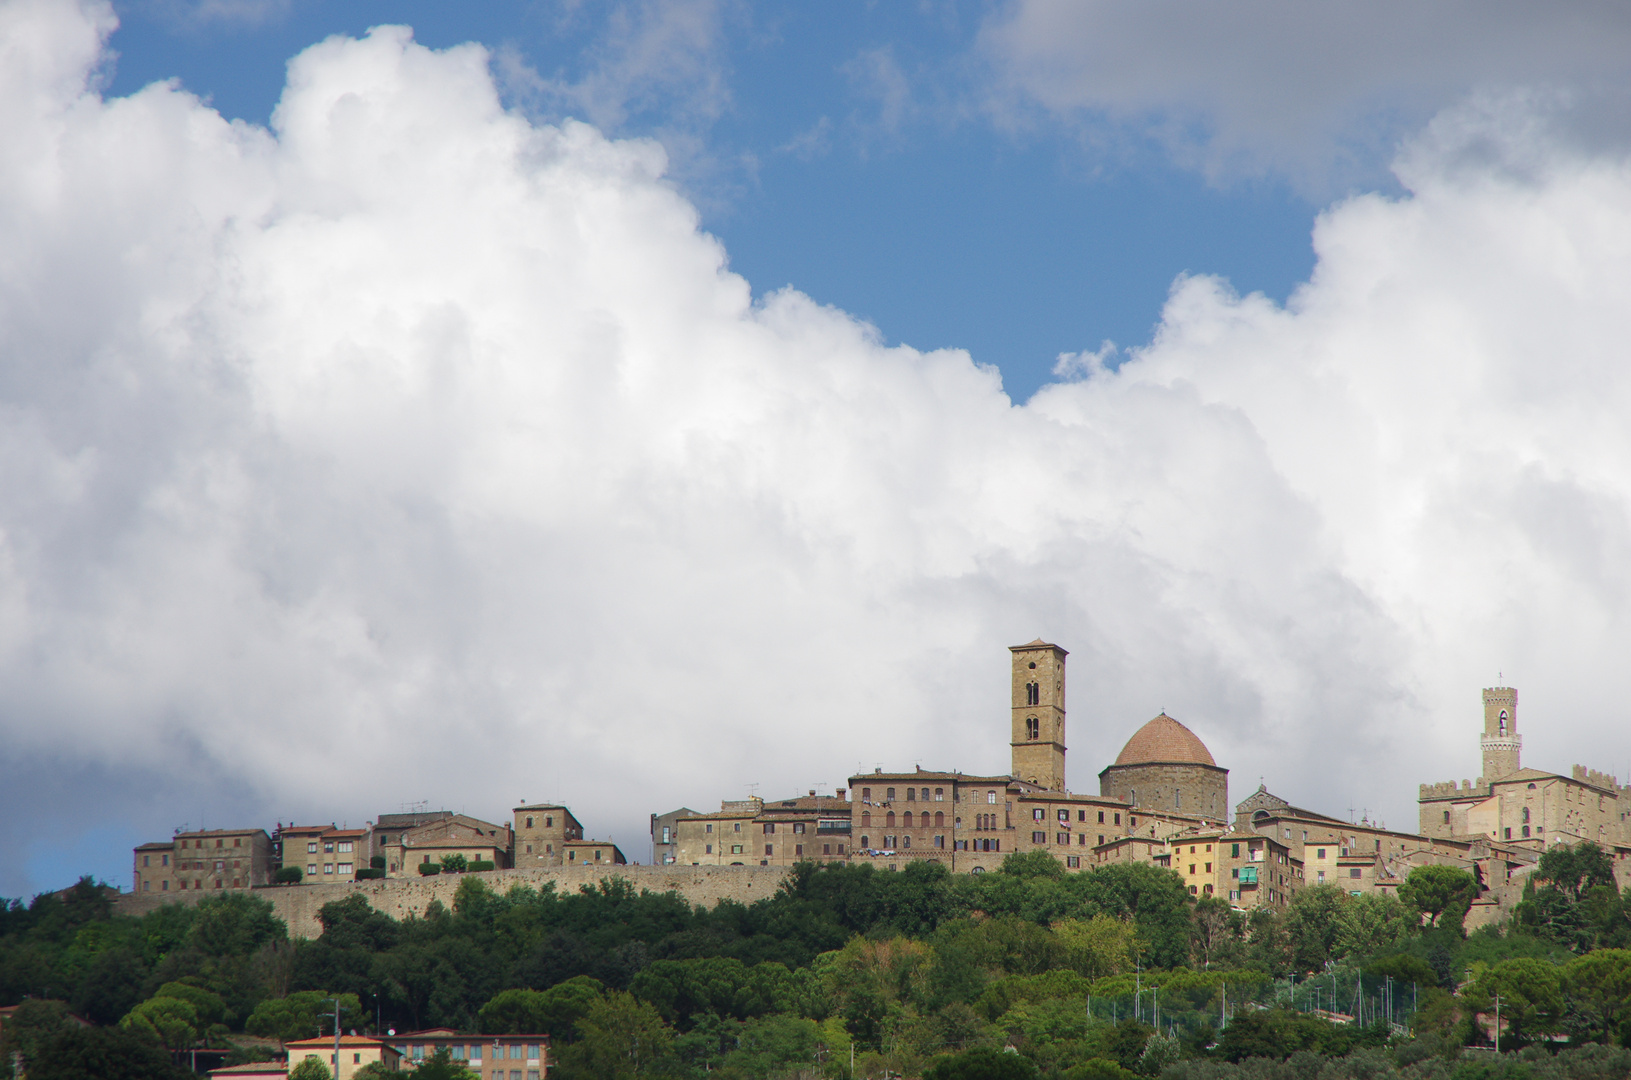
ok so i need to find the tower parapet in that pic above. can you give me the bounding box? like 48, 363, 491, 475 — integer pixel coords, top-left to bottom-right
1480, 687, 1521, 781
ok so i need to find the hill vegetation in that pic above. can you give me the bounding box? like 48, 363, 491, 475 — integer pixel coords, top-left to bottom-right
3, 843, 1631, 1078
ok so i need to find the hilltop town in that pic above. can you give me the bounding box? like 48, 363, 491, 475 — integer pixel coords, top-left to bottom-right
130, 640, 1631, 930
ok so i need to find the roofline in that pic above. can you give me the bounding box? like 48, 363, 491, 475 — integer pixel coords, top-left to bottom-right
1099, 761, 1229, 775
1009, 640, 1068, 655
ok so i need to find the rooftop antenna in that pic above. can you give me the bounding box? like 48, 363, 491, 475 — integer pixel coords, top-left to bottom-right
746, 782, 760, 799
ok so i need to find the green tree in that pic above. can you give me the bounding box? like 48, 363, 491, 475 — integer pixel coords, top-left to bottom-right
1537, 842, 1617, 901
1399, 866, 1477, 934
287, 1056, 331, 1080
23, 1025, 187, 1080
1189, 894, 1239, 971
441, 854, 469, 873
923, 1046, 1041, 1080
1334, 892, 1414, 959
187, 893, 286, 956
562, 991, 675, 1079
118, 996, 200, 1050
1466, 957, 1564, 1047
1283, 885, 1346, 972
245, 991, 361, 1042
479, 976, 604, 1040
1054, 915, 1139, 977
1564, 948, 1631, 1044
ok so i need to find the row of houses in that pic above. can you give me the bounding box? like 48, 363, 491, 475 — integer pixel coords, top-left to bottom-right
132, 804, 626, 895
645, 641, 1631, 923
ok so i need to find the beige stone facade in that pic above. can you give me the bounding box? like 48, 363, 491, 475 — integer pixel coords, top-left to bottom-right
133, 829, 274, 894
286, 1035, 400, 1080
512, 804, 584, 868
1011, 640, 1068, 792
389, 815, 512, 877
562, 838, 626, 866
389, 1028, 548, 1077
1419, 686, 1631, 890
1098, 714, 1230, 822
278, 825, 369, 883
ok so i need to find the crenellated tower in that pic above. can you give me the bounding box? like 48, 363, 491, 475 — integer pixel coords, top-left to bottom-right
1010, 640, 1067, 791
1481, 686, 1521, 782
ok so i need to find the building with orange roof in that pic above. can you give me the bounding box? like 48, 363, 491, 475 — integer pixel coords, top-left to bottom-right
1098, 713, 1230, 822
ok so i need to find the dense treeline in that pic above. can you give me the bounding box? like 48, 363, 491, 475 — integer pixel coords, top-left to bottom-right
3, 843, 1631, 1079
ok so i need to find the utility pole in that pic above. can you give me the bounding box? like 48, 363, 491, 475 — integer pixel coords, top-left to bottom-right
1495, 993, 1501, 1054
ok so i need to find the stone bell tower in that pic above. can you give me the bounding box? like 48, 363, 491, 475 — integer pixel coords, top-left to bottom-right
1011, 640, 1067, 791
1480, 686, 1521, 783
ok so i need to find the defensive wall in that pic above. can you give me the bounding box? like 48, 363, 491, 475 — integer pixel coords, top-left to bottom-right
113, 864, 794, 940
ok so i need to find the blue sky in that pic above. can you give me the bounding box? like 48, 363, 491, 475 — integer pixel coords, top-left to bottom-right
7, 1, 1631, 897
103, 0, 1317, 402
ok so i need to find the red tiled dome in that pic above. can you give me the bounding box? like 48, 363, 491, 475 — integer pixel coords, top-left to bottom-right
1113, 713, 1216, 767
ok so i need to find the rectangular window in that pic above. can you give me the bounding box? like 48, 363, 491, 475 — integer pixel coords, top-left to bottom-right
935, 835, 944, 848
793, 823, 805, 834
308, 842, 318, 853
143, 855, 150, 866
1114, 813, 1120, 825
162, 854, 169, 866
1098, 835, 1104, 845
795, 844, 803, 856
528, 1044, 541, 1059
704, 844, 712, 854
1349, 868, 1362, 878
1057, 832, 1069, 845
765, 844, 773, 856
338, 863, 353, 875
1032, 831, 1046, 843
1205, 862, 1212, 872
324, 842, 334, 853
338, 841, 353, 853
823, 844, 830, 854
1033, 808, 1044, 821
935, 789, 944, 801
1316, 870, 1325, 882
731, 845, 742, 854
308, 864, 317, 876
764, 823, 775, 834
1066, 856, 1080, 868
837, 843, 845, 854
1316, 848, 1325, 858
706, 824, 713, 833
324, 864, 334, 874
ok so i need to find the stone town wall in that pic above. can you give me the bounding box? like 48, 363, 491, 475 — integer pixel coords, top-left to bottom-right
112, 864, 793, 940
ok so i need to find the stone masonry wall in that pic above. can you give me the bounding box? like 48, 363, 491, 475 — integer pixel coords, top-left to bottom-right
113, 864, 793, 940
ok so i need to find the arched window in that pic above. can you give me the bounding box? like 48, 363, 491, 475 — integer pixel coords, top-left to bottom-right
862, 811, 871, 826
1026, 683, 1040, 706
886, 787, 896, 801
935, 812, 944, 827
886, 812, 896, 827
1026, 717, 1040, 740
987, 790, 997, 804
526, 817, 533, 829
906, 788, 916, 802
903, 811, 914, 827
921, 788, 930, 801
1499, 709, 1508, 735
1522, 807, 1530, 823
934, 788, 944, 801
1522, 825, 1531, 838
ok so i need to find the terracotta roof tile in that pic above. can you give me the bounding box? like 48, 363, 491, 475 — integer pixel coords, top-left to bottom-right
1113, 713, 1217, 767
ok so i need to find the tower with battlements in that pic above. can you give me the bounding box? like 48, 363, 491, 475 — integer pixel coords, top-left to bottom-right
1481, 687, 1522, 782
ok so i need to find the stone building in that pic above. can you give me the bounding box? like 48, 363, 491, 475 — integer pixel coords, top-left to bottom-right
132, 829, 275, 893
563, 838, 627, 866
665, 638, 1209, 875
1419, 687, 1631, 886
651, 807, 699, 865
385, 814, 512, 876
1098, 713, 1230, 822
278, 825, 369, 883
512, 804, 584, 867
1011, 639, 1068, 791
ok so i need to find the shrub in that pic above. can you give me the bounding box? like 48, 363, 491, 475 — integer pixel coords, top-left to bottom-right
417, 862, 442, 876
468, 860, 496, 872
354, 868, 384, 880
440, 854, 469, 873
274, 866, 302, 885
370, 855, 385, 870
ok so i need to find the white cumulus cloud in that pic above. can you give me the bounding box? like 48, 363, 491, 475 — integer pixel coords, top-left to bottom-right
3, 0, 1631, 891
